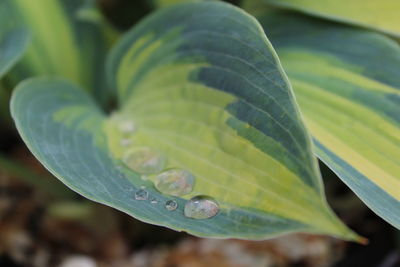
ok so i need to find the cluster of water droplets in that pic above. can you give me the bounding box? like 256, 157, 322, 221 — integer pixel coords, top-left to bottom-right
114, 116, 219, 219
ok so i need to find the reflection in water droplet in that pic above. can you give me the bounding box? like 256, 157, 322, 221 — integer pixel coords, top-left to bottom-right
184, 196, 219, 219
134, 189, 148, 200
155, 169, 194, 196
122, 147, 167, 174
150, 198, 158, 204
165, 200, 178, 211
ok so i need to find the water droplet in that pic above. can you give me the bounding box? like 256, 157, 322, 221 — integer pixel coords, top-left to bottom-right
184, 196, 219, 219
118, 120, 136, 134
165, 200, 178, 211
111, 113, 137, 134
134, 189, 148, 200
155, 169, 195, 196
120, 138, 132, 146
122, 147, 167, 174
150, 198, 158, 204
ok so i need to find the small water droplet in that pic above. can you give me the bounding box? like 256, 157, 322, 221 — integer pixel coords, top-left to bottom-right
150, 198, 158, 204
122, 147, 167, 174
111, 113, 137, 134
118, 120, 136, 134
120, 138, 132, 146
184, 196, 219, 219
155, 169, 195, 196
134, 189, 148, 200
165, 200, 178, 211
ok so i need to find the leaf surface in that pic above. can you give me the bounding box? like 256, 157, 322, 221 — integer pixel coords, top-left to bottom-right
263, 0, 400, 37
259, 13, 400, 229
11, 3, 359, 240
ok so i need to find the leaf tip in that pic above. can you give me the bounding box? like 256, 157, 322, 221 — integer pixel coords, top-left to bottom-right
356, 236, 369, 245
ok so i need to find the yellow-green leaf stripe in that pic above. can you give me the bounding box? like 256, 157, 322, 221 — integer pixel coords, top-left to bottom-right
263, 0, 400, 37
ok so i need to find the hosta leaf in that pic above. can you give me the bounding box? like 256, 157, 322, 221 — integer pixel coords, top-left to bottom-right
5, 0, 108, 102
241, 0, 274, 18
151, 0, 215, 8
0, 1, 29, 123
11, 2, 359, 240
0, 0, 29, 79
262, 0, 400, 37
0, 29, 28, 79
259, 13, 400, 229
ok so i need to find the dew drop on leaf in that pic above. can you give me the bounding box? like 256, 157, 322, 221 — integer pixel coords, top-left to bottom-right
150, 198, 158, 204
155, 169, 195, 196
111, 113, 137, 134
165, 200, 178, 211
184, 196, 219, 219
118, 120, 136, 134
122, 147, 167, 174
134, 189, 148, 200
120, 138, 132, 146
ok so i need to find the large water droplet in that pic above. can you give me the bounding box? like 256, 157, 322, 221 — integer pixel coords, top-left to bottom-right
122, 147, 167, 174
134, 189, 148, 200
155, 169, 194, 196
165, 200, 178, 211
184, 196, 219, 219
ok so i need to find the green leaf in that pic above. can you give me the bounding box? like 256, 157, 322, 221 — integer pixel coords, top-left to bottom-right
5, 0, 108, 102
0, 1, 29, 123
151, 0, 215, 8
262, 0, 400, 37
0, 0, 29, 79
259, 12, 400, 229
11, 2, 360, 241
241, 0, 276, 18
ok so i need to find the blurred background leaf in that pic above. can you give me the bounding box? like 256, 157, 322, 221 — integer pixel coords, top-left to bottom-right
258, 11, 400, 230
0, 0, 29, 79
261, 0, 400, 37
4, 0, 112, 105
